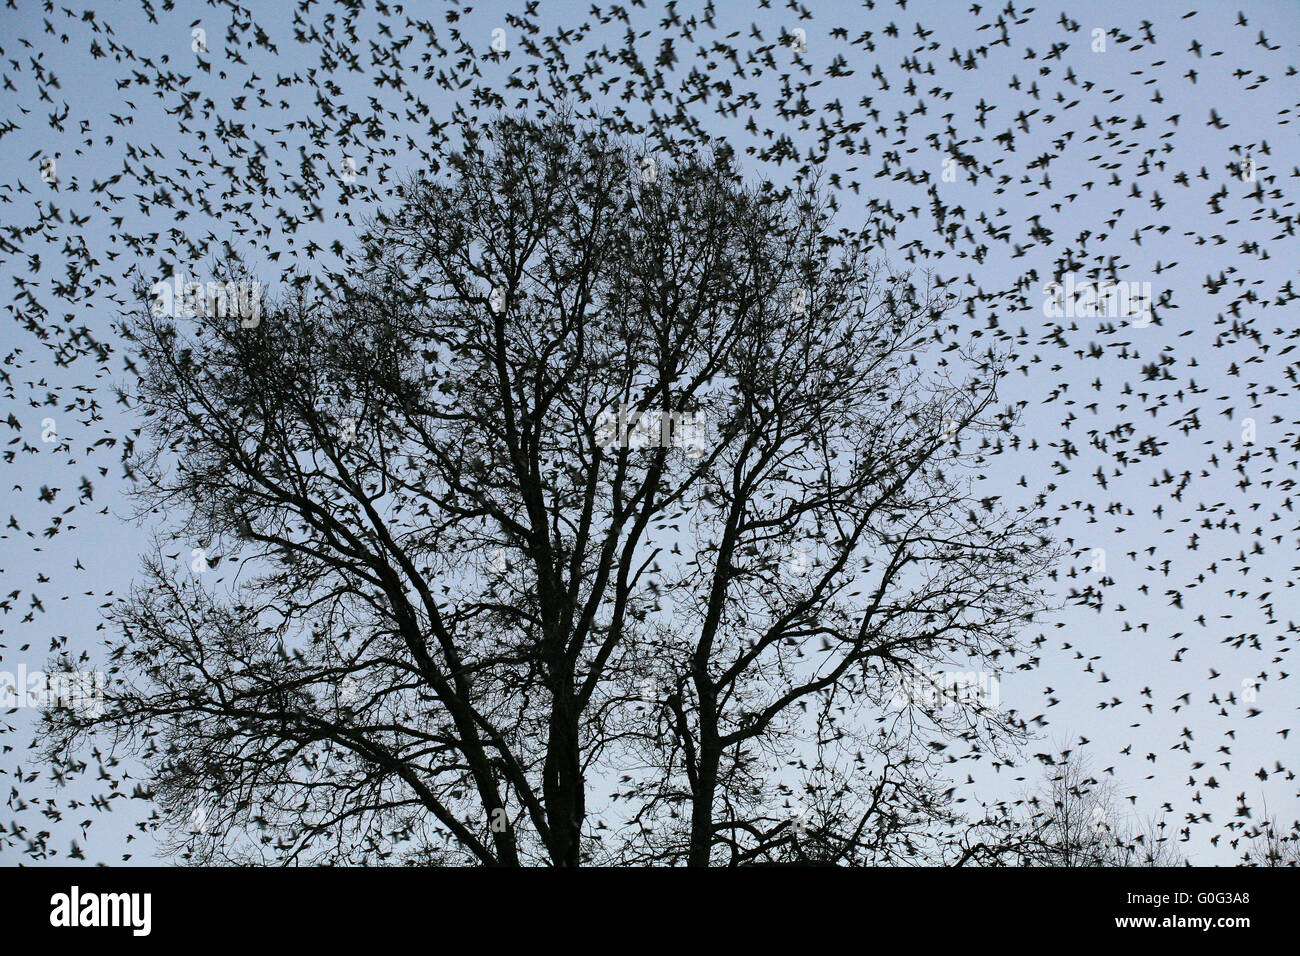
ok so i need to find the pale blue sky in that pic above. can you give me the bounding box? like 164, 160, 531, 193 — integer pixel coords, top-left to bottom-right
1, 0, 1297, 864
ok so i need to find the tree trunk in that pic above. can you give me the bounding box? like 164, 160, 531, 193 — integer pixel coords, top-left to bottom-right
543, 679, 585, 866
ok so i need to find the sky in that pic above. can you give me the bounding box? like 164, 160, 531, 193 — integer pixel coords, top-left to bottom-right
1, 0, 1297, 864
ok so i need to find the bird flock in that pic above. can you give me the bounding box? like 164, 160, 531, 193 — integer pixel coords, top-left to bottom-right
0, 0, 1297, 864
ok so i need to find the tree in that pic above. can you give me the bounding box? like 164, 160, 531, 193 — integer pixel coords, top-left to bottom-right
43, 116, 1055, 866
1020, 749, 1186, 867
1240, 799, 1300, 867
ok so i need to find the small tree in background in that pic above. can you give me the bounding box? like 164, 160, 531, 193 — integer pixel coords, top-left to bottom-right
1240, 799, 1300, 866
1021, 749, 1185, 866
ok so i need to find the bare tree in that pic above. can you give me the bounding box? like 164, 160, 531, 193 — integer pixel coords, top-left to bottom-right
1020, 749, 1186, 866
1240, 799, 1300, 867
43, 116, 1055, 866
